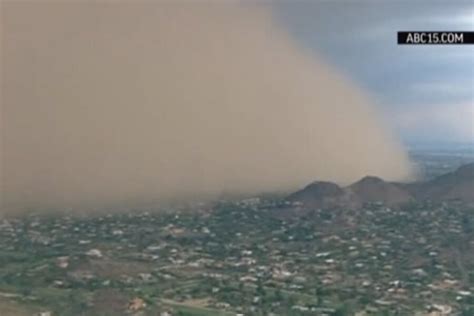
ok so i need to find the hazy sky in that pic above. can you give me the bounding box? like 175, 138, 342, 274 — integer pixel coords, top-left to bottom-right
274, 1, 474, 143
2, 2, 415, 211
1, 1, 472, 212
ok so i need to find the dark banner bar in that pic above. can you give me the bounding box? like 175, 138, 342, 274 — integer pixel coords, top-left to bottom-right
398, 31, 474, 45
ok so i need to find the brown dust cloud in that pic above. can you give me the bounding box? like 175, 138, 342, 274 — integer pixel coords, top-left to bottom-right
1, 2, 414, 213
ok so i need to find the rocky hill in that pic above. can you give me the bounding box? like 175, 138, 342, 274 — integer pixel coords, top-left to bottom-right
410, 162, 474, 203
287, 162, 474, 208
348, 176, 414, 206
286, 181, 350, 209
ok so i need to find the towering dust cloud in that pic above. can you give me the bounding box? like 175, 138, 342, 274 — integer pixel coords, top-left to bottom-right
1, 3, 413, 212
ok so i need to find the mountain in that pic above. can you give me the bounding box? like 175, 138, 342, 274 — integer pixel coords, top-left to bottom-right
348, 176, 414, 206
286, 181, 352, 209
287, 162, 474, 208
413, 162, 474, 203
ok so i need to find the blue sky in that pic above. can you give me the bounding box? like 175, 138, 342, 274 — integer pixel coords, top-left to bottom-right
273, 1, 473, 144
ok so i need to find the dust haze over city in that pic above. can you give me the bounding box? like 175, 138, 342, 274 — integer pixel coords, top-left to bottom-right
2, 2, 413, 212
0, 2, 473, 316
